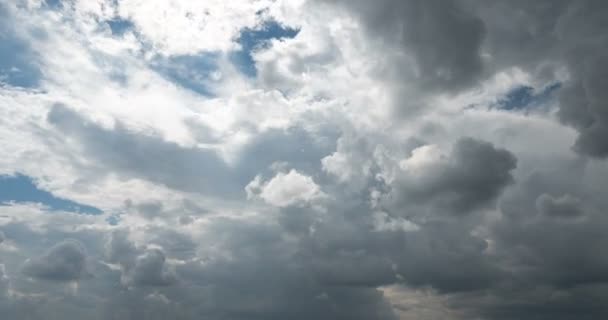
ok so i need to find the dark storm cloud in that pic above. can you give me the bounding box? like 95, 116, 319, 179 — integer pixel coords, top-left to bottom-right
535, 193, 583, 218
21, 239, 87, 281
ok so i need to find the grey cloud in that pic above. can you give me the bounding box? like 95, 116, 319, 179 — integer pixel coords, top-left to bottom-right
46, 104, 236, 197
104, 230, 177, 287
234, 125, 337, 180
465, 157, 608, 319
22, 239, 87, 281
105, 230, 138, 269
130, 249, 176, 286
473, 1, 608, 157
485, 215, 608, 320
555, 3, 608, 157
5, 1, 608, 319
171, 217, 399, 320
535, 193, 583, 218
321, 0, 484, 92
46, 104, 334, 198
128, 200, 164, 220
393, 138, 517, 215
0, 231, 4, 244
0, 264, 8, 297
325, 0, 608, 157
143, 226, 196, 260
302, 207, 502, 293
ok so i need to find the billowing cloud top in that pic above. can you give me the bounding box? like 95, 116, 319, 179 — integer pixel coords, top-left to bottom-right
1, 1, 608, 319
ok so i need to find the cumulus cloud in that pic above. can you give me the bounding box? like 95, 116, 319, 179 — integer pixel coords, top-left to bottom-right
21, 239, 88, 282
1, 0, 608, 319
322, 0, 485, 92
246, 169, 325, 207
129, 249, 177, 287
389, 138, 517, 216
104, 230, 177, 287
473, 1, 608, 158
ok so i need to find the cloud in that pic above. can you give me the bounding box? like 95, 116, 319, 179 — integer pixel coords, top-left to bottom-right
471, 1, 608, 158
0, 264, 7, 295
246, 169, 324, 207
321, 0, 485, 93
390, 138, 517, 215
129, 249, 177, 287
22, 239, 88, 282
46, 103, 234, 197
104, 230, 178, 287
105, 230, 138, 269
71, 0, 279, 55
1, 0, 608, 319
535, 193, 583, 218
231, 20, 300, 77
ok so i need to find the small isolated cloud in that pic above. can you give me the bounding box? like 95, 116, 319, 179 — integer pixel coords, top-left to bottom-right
246, 169, 324, 207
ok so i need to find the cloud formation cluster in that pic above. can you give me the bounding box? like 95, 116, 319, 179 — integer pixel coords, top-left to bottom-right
1, 0, 608, 319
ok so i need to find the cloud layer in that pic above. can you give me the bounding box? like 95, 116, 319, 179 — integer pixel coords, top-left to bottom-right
1, 0, 608, 319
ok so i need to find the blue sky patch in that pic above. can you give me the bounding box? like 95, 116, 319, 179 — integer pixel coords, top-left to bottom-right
106, 18, 134, 36
231, 21, 300, 77
151, 53, 220, 96
0, 5, 42, 88
106, 214, 121, 226
497, 82, 561, 111
43, 0, 62, 9
0, 174, 102, 215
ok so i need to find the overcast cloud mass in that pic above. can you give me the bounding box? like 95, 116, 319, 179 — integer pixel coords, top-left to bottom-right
1, 1, 608, 319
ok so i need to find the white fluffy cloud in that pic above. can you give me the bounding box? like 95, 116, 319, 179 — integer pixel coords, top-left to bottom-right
246, 169, 324, 207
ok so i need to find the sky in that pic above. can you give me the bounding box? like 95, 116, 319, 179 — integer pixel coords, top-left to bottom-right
0, 1, 608, 319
